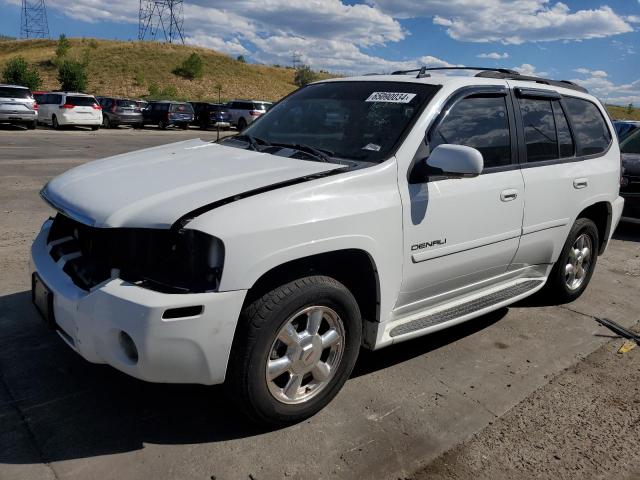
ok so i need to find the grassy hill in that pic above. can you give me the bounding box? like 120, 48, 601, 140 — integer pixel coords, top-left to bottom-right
606, 105, 640, 121
0, 38, 331, 102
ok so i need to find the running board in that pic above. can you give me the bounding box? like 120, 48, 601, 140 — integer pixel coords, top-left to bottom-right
389, 280, 544, 338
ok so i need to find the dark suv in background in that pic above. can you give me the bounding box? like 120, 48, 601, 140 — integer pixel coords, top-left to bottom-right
142, 101, 194, 129
620, 128, 640, 223
191, 102, 232, 130
97, 97, 144, 128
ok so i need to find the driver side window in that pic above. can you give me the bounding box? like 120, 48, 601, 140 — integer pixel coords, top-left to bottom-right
429, 95, 512, 169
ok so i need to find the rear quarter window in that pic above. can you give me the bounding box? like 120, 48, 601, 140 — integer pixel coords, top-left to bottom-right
0, 87, 31, 98
563, 97, 611, 156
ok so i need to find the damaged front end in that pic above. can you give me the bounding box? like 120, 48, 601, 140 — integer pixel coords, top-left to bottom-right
46, 213, 224, 293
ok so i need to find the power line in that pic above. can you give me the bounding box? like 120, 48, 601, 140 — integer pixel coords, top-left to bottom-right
20, 0, 49, 39
138, 0, 185, 44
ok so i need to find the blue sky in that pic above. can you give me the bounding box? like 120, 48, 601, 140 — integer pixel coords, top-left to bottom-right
1, 0, 639, 104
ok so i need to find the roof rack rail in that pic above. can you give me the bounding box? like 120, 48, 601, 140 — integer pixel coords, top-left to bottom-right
475, 70, 587, 93
391, 67, 519, 77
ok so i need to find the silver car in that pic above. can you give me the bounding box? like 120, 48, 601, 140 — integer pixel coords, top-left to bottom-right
0, 84, 38, 129
226, 99, 272, 131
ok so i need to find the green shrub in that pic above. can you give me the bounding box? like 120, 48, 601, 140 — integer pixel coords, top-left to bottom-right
172, 52, 204, 80
2, 56, 41, 90
148, 81, 160, 97
236, 55, 246, 63
55, 34, 71, 61
294, 65, 316, 87
57, 59, 88, 92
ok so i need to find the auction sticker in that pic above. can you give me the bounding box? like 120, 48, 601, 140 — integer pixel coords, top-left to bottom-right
366, 92, 416, 103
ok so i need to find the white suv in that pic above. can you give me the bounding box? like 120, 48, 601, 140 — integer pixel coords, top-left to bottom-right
226, 99, 272, 130
38, 92, 102, 130
31, 68, 623, 425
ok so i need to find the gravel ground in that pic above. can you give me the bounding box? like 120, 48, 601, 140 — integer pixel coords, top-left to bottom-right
414, 334, 640, 479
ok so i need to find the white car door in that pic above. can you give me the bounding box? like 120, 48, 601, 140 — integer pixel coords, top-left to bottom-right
508, 83, 615, 269
396, 86, 525, 313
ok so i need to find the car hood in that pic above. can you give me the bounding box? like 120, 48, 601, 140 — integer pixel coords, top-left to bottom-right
622, 153, 640, 176
41, 138, 344, 228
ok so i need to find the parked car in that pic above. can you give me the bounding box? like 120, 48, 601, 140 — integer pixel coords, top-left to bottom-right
32, 68, 623, 426
613, 120, 640, 141
142, 101, 194, 129
38, 92, 102, 130
191, 102, 232, 130
0, 84, 37, 129
97, 97, 144, 128
226, 99, 272, 130
620, 128, 640, 223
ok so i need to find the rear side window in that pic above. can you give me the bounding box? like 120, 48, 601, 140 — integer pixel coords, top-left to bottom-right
429, 95, 512, 168
252, 102, 269, 111
0, 87, 31, 98
66, 96, 96, 106
563, 97, 611, 156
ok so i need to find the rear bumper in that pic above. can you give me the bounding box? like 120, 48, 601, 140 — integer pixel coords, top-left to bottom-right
59, 115, 102, 126
112, 115, 143, 125
0, 111, 37, 122
30, 220, 247, 385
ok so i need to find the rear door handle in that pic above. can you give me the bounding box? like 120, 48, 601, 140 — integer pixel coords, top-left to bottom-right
573, 178, 588, 189
500, 189, 518, 202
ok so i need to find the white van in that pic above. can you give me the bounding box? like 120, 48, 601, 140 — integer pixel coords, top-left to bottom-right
38, 92, 102, 130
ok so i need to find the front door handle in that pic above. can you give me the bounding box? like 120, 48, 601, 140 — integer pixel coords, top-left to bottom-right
500, 189, 518, 202
573, 178, 588, 189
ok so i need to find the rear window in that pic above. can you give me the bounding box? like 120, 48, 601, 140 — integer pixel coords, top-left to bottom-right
563, 97, 611, 156
0, 87, 31, 98
170, 103, 194, 113
66, 96, 97, 106
116, 99, 136, 108
253, 102, 270, 111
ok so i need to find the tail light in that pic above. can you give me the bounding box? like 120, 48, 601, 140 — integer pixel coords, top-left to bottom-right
92, 103, 102, 110
33, 102, 38, 111
249, 110, 261, 117
60, 104, 74, 109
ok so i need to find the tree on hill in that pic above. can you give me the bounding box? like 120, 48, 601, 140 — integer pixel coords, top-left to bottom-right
57, 59, 88, 92
55, 34, 71, 63
172, 52, 204, 80
294, 65, 316, 87
2, 56, 41, 90
236, 55, 246, 63
627, 103, 635, 114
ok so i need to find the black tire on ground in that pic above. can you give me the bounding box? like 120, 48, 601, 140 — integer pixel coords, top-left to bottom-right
91, 125, 99, 131
226, 275, 361, 426
27, 120, 36, 130
52, 115, 60, 130
134, 123, 144, 129
237, 118, 247, 131
544, 217, 599, 303
200, 122, 208, 130
103, 116, 111, 128
158, 120, 167, 130
181, 123, 189, 130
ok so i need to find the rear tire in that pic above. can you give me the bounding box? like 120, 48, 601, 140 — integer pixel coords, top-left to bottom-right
27, 120, 36, 130
227, 275, 361, 426
103, 116, 111, 128
237, 117, 247, 131
91, 125, 99, 131
544, 218, 599, 303
52, 115, 60, 130
158, 120, 167, 130
181, 123, 189, 130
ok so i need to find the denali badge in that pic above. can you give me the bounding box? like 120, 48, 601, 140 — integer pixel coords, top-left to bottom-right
411, 239, 447, 251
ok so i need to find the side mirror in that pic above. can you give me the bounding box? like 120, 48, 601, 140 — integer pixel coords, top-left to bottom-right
426, 144, 484, 178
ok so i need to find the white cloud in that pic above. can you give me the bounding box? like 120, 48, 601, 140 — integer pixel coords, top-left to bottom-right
513, 63, 548, 77
184, 35, 249, 56
369, 0, 633, 44
571, 70, 640, 106
477, 52, 509, 59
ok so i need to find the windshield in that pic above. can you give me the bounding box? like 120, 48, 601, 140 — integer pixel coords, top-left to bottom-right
170, 103, 194, 113
0, 87, 31, 98
67, 96, 96, 106
116, 99, 136, 108
238, 81, 440, 163
621, 129, 640, 154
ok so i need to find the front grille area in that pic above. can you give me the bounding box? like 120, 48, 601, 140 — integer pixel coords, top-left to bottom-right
46, 214, 223, 293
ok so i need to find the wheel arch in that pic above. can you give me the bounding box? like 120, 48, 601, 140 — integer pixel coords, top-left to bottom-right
242, 249, 381, 327
576, 200, 612, 255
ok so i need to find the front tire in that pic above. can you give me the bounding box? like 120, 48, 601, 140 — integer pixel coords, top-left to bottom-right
52, 115, 60, 130
545, 217, 599, 303
227, 275, 361, 426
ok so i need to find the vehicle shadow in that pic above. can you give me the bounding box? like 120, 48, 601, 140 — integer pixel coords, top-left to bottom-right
0, 124, 28, 131
0, 289, 507, 464
613, 222, 640, 242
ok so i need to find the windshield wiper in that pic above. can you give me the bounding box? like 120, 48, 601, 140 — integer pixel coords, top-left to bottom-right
227, 134, 271, 151
270, 142, 334, 163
